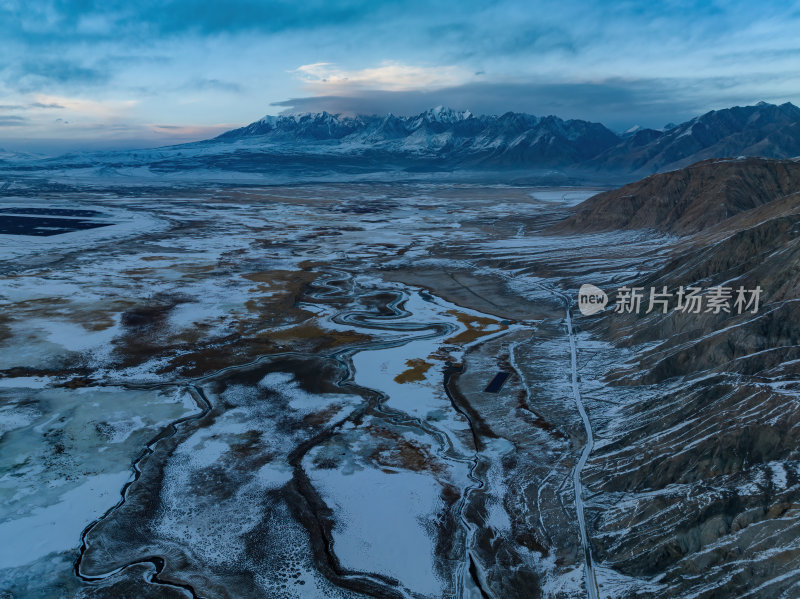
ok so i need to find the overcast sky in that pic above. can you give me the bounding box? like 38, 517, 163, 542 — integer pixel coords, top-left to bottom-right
2, 0, 800, 152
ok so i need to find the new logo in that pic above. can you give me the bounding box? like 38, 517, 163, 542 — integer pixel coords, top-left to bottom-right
578, 284, 608, 316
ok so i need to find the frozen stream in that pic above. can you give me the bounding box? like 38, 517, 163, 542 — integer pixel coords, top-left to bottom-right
305, 271, 519, 598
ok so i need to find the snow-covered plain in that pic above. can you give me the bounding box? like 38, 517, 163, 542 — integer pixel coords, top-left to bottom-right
2, 179, 797, 599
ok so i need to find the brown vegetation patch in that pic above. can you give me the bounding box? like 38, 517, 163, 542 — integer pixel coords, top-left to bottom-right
300, 403, 346, 429
241, 269, 319, 318
0, 313, 11, 342
427, 348, 456, 363
70, 309, 119, 332
394, 358, 434, 383
120, 303, 175, 328
120, 267, 156, 277
5, 297, 126, 334
227, 430, 275, 472
166, 341, 254, 377
366, 426, 444, 474
444, 309, 506, 345
139, 255, 180, 262
178, 264, 216, 276
57, 376, 96, 389
264, 321, 370, 351
242, 273, 272, 284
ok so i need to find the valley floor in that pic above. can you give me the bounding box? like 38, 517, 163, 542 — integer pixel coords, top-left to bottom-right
1, 181, 798, 598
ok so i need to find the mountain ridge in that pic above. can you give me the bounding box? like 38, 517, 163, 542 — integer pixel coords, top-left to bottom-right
590, 101, 800, 176
213, 105, 621, 168
550, 156, 800, 235
2, 101, 799, 183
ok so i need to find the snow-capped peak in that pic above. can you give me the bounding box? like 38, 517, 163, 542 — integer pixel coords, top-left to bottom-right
258, 111, 342, 124
421, 106, 473, 123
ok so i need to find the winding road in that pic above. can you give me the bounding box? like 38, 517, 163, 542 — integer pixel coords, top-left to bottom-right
563, 299, 600, 599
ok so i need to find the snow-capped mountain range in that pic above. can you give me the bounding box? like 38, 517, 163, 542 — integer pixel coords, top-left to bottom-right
213, 105, 620, 168
590, 101, 800, 174
1, 102, 799, 183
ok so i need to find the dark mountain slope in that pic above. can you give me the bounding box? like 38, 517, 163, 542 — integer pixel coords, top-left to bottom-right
550, 157, 800, 235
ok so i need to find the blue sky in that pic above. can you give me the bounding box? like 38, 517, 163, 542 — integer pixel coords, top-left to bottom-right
2, 0, 800, 151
